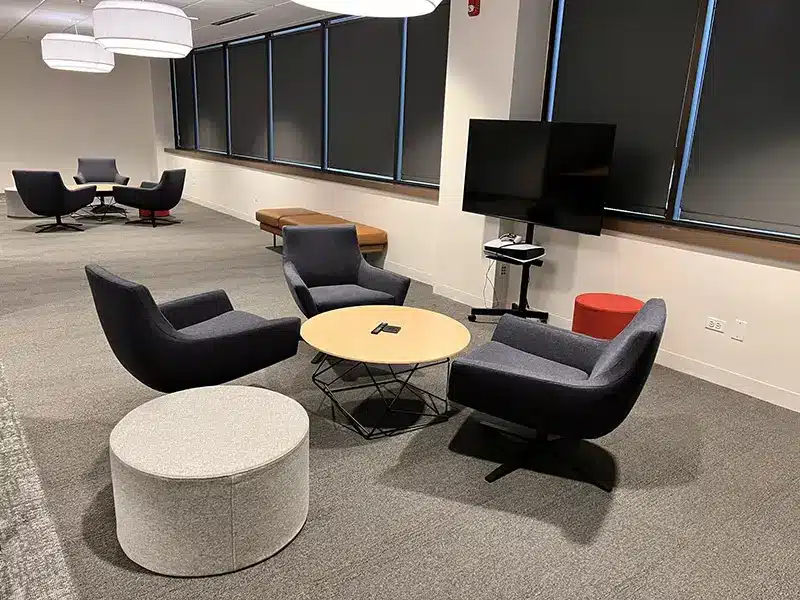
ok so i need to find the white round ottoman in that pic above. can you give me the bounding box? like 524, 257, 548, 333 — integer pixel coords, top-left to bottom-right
109, 385, 309, 577
4, 187, 38, 218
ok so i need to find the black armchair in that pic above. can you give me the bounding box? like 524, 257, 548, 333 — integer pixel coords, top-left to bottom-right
74, 158, 130, 185
114, 169, 186, 227
282, 224, 410, 318
448, 299, 667, 489
11, 170, 95, 232
85, 264, 301, 393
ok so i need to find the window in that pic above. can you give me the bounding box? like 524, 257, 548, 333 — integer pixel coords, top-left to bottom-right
228, 38, 269, 159
194, 47, 227, 153
170, 4, 450, 188
546, 0, 800, 243
549, 0, 699, 216
679, 1, 800, 237
172, 56, 196, 149
271, 27, 323, 167
327, 18, 403, 178
401, 1, 450, 185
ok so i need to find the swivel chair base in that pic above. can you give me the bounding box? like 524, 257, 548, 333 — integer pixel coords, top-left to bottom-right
125, 215, 182, 228
480, 420, 616, 492
36, 215, 83, 233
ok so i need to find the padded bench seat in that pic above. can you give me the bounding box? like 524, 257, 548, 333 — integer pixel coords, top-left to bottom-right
256, 207, 387, 254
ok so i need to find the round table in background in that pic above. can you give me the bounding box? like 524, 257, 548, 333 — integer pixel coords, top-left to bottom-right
302, 305, 471, 439
109, 385, 309, 577
572, 293, 644, 340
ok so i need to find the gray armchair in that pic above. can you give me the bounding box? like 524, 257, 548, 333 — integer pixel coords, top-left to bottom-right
74, 158, 129, 185
448, 299, 667, 489
114, 169, 186, 227
85, 264, 301, 393
282, 224, 410, 317
12, 170, 95, 232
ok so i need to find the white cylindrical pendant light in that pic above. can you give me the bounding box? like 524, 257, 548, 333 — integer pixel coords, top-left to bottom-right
41, 33, 115, 73
290, 0, 442, 18
93, 1, 193, 59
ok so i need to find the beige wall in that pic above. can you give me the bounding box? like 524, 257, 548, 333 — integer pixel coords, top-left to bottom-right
515, 226, 800, 412
0, 40, 158, 190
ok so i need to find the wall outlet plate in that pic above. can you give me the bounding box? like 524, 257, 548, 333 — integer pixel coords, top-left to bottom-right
731, 319, 747, 342
706, 317, 726, 333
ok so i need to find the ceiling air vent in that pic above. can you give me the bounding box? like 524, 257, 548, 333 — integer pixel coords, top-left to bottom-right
211, 12, 257, 27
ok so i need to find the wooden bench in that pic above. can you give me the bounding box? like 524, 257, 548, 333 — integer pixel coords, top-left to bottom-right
255, 208, 388, 254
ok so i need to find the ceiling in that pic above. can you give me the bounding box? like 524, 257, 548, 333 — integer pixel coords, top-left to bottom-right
0, 0, 337, 48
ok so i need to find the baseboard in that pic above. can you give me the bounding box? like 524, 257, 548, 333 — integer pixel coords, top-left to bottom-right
526, 311, 800, 413
433, 284, 484, 309
657, 350, 800, 413
385, 261, 433, 286
183, 195, 256, 225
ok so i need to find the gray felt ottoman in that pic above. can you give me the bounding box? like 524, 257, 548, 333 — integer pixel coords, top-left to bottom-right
4, 187, 38, 218
109, 385, 309, 576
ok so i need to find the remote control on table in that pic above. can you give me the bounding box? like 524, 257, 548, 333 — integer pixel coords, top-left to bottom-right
371, 322, 388, 335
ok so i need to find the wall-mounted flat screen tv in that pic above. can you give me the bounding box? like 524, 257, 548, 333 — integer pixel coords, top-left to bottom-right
462, 119, 616, 235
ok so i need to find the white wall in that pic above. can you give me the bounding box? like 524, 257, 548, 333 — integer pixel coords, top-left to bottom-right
517, 226, 800, 412
0, 40, 158, 190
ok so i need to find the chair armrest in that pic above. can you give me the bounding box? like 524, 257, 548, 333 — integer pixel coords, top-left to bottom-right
74, 173, 87, 185
158, 290, 233, 330
283, 260, 317, 317
357, 260, 411, 305
115, 174, 130, 185
65, 185, 96, 211
493, 315, 608, 374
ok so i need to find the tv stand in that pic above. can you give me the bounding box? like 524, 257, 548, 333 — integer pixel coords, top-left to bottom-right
468, 223, 549, 323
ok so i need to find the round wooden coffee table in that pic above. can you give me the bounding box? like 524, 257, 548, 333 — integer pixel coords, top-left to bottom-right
301, 306, 471, 439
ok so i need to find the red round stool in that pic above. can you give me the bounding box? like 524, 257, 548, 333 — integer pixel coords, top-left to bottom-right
572, 293, 644, 340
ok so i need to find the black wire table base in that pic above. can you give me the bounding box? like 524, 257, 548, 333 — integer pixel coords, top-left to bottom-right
312, 356, 451, 439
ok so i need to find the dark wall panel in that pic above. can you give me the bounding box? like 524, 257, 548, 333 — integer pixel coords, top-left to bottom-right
173, 56, 196, 149
271, 29, 322, 166
401, 2, 449, 185
229, 40, 269, 159
328, 19, 402, 177
680, 1, 800, 236
553, 0, 698, 215
195, 48, 227, 153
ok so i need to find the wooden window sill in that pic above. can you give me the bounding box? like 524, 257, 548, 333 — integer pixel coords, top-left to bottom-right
164, 148, 439, 202
604, 216, 800, 264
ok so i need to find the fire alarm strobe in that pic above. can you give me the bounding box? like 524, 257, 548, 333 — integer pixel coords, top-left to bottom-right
468, 0, 481, 17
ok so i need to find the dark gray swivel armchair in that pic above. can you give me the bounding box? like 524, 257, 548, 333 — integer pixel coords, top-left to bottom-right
74, 158, 130, 185
448, 299, 667, 489
12, 170, 95, 233
114, 169, 186, 227
74, 157, 130, 217
85, 264, 301, 393
282, 224, 411, 317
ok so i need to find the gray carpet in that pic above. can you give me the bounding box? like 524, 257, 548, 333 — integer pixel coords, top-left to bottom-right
1, 200, 798, 599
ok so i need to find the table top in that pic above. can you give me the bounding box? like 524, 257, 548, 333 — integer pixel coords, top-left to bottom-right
67, 183, 122, 193
110, 386, 309, 480
301, 305, 471, 365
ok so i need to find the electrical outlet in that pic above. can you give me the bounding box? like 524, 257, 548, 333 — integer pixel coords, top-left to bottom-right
499, 264, 508, 276
731, 319, 747, 342
706, 317, 726, 333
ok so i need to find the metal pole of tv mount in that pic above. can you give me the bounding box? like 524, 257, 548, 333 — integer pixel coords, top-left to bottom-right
467, 223, 549, 323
